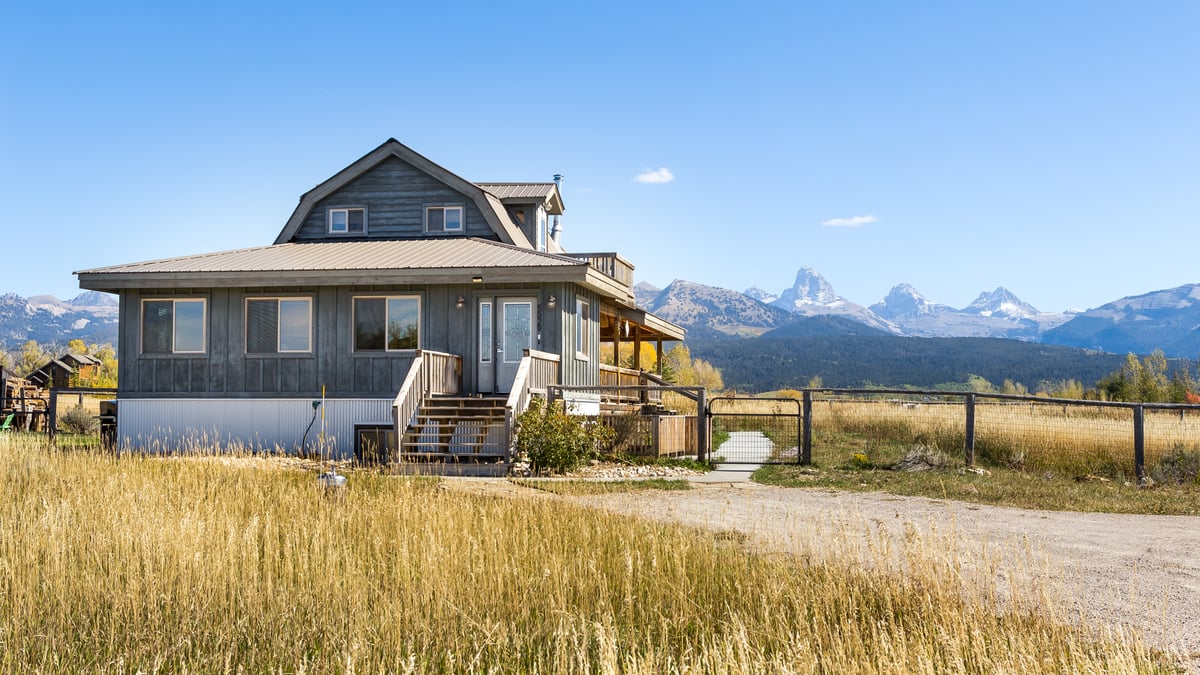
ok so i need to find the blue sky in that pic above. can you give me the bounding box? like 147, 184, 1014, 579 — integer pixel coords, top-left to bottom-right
2, 1, 1197, 314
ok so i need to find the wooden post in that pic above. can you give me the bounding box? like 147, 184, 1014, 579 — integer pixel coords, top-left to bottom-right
696, 387, 708, 463
965, 394, 976, 466
47, 389, 57, 447
1133, 404, 1145, 482
656, 338, 663, 376
801, 390, 813, 465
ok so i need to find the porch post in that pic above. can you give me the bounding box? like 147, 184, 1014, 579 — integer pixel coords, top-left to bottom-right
613, 317, 622, 368
656, 338, 663, 376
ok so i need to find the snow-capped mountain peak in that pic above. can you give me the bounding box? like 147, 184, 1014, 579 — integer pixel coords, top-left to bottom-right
869, 283, 952, 320
743, 286, 778, 304
962, 287, 1040, 320
780, 266, 841, 307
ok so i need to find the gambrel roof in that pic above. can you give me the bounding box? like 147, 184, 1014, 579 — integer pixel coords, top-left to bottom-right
273, 139, 534, 248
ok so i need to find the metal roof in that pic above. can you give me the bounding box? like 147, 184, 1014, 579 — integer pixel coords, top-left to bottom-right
77, 237, 583, 275
477, 182, 564, 215
476, 183, 557, 200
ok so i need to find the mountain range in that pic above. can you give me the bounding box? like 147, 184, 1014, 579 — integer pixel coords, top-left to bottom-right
5, 269, 1199, 363
638, 268, 1200, 358
0, 292, 119, 349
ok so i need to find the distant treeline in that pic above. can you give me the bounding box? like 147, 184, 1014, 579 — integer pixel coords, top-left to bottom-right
689, 335, 1134, 393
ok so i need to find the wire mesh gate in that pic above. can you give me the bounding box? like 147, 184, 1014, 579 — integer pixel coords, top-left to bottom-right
707, 397, 807, 465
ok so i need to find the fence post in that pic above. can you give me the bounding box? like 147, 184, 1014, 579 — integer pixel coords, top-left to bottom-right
1133, 404, 1145, 482
47, 388, 57, 447
801, 390, 813, 465
965, 393, 976, 466
696, 387, 708, 463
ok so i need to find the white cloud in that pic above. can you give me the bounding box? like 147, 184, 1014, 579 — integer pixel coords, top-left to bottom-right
635, 167, 675, 184
821, 214, 877, 228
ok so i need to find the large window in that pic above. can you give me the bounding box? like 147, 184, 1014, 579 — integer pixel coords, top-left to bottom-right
425, 205, 463, 233
246, 298, 312, 354
328, 207, 366, 234
576, 298, 591, 360
142, 299, 206, 354
354, 296, 420, 351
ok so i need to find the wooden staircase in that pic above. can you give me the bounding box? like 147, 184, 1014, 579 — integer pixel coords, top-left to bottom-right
398, 396, 509, 467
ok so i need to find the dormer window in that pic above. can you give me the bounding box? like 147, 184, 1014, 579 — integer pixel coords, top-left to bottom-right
425, 205, 463, 233
328, 207, 366, 234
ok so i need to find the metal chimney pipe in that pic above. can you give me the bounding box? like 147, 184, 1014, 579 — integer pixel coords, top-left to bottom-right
551, 174, 563, 245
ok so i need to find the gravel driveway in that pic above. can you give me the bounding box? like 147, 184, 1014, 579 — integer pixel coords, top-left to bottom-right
569, 482, 1200, 669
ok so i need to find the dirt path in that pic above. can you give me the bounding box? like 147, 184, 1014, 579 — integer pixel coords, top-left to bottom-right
567, 482, 1200, 668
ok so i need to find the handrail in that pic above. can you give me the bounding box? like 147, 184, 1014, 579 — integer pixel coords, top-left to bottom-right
504, 349, 561, 463
392, 353, 427, 440
392, 350, 462, 446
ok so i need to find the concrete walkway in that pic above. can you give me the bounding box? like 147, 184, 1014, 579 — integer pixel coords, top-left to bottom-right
691, 430, 768, 483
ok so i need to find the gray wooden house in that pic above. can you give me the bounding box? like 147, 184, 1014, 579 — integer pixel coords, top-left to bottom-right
76, 139, 683, 465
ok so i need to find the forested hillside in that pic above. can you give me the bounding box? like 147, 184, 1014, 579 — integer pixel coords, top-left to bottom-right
689, 335, 1131, 392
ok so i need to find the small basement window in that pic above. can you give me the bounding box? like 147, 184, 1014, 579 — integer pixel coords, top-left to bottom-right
328, 207, 366, 234
425, 205, 463, 233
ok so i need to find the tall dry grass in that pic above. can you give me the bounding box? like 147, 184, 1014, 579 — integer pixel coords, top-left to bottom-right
809, 398, 1200, 477
0, 434, 1165, 672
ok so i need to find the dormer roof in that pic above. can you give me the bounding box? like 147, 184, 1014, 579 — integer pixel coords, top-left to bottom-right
476, 183, 564, 215
274, 139, 533, 248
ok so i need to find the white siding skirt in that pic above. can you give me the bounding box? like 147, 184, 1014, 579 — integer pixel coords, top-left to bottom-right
116, 398, 394, 459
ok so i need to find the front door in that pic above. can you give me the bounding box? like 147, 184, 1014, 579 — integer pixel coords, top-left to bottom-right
479, 296, 535, 394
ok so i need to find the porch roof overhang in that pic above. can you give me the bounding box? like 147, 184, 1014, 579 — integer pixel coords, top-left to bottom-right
599, 304, 686, 343
75, 237, 636, 303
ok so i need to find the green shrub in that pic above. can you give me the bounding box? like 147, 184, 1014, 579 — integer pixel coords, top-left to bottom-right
59, 405, 98, 435
514, 398, 615, 475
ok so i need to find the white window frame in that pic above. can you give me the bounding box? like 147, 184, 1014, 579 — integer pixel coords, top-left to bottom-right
245, 297, 313, 354
327, 207, 367, 235
352, 295, 422, 352
537, 209, 547, 251
576, 298, 591, 361
425, 205, 464, 233
140, 298, 207, 355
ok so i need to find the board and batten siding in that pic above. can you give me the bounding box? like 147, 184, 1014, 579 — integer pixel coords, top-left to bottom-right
116, 398, 392, 458
120, 285, 474, 398
556, 284, 600, 388
292, 156, 497, 241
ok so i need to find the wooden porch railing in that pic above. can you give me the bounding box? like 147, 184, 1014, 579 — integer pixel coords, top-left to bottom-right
564, 252, 634, 287
599, 364, 664, 404
392, 350, 463, 441
504, 349, 561, 461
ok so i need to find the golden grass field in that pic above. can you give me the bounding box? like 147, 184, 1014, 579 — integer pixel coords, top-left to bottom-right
0, 433, 1173, 673
715, 395, 1200, 479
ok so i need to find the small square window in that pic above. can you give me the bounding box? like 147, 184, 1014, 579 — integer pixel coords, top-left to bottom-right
426, 205, 464, 233
328, 207, 366, 234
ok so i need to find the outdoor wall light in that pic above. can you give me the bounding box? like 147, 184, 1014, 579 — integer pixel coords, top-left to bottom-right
472, 275, 483, 283
547, 295, 557, 309
456, 296, 465, 310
